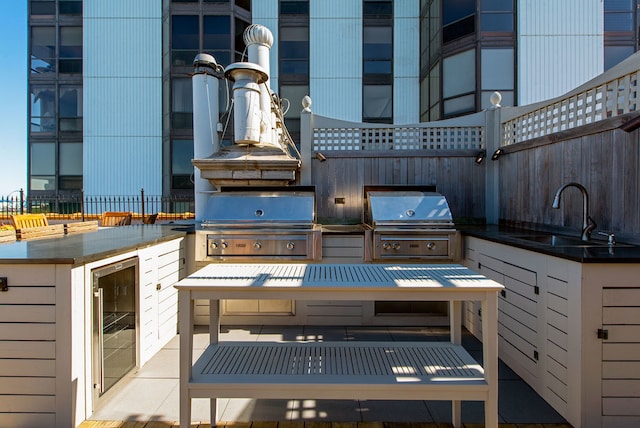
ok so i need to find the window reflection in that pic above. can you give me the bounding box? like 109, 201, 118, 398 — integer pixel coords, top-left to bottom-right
280, 27, 309, 75
171, 139, 194, 190
31, 27, 56, 74
172, 78, 193, 129
363, 85, 392, 122
60, 27, 83, 74
31, 86, 56, 133
59, 86, 83, 132
172, 15, 199, 66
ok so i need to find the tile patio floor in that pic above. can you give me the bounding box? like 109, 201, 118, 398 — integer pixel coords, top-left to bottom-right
83, 326, 571, 427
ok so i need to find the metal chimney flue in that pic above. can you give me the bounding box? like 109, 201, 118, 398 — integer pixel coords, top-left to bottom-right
192, 53, 223, 220
225, 62, 269, 145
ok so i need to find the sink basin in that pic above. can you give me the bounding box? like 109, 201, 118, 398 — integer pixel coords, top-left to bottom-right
512, 235, 626, 248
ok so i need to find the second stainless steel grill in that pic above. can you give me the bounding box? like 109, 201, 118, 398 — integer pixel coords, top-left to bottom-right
364, 186, 460, 262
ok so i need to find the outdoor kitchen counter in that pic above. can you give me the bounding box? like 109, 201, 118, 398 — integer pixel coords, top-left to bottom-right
460, 225, 640, 263
0, 224, 186, 265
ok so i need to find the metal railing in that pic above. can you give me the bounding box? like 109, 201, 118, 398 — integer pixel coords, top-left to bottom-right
0, 189, 194, 222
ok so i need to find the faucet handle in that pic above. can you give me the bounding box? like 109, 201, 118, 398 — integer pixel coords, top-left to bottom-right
597, 231, 616, 245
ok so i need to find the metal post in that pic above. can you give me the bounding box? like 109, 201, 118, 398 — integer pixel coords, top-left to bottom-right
485, 93, 502, 224
81, 189, 85, 221
300, 96, 313, 185
19, 189, 24, 215
141, 188, 145, 220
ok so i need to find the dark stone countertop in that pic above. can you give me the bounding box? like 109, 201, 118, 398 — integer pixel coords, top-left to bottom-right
459, 225, 640, 263
0, 225, 187, 265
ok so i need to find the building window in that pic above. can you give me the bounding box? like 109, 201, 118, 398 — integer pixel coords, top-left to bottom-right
363, 1, 393, 123
30, 85, 56, 134
280, 0, 309, 16
605, 45, 635, 69
364, 0, 393, 19
235, 0, 251, 11
605, 0, 636, 31
204, 15, 231, 65
172, 78, 193, 129
234, 18, 250, 62
30, 142, 56, 191
31, 1, 55, 16
31, 26, 56, 74
172, 15, 199, 66
59, 0, 82, 15
363, 85, 392, 123
442, 0, 475, 43
59, 142, 82, 191
59, 27, 83, 74
604, 0, 639, 70
364, 27, 393, 75
59, 86, 83, 132
279, 26, 309, 76
480, 0, 513, 32
443, 49, 475, 116
171, 139, 194, 190
280, 85, 308, 144
480, 48, 513, 109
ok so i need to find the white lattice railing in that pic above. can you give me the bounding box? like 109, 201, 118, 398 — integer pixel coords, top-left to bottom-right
312, 125, 485, 151
502, 64, 640, 146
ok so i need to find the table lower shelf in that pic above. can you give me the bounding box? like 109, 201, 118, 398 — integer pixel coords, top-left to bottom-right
189, 341, 489, 401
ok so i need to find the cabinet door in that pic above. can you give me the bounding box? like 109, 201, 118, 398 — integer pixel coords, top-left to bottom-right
601, 288, 640, 427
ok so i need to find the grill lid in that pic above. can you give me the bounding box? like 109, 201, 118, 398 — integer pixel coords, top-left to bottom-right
201, 188, 315, 228
366, 190, 454, 228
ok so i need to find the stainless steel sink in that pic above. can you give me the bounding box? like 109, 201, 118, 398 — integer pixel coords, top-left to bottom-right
512, 234, 630, 248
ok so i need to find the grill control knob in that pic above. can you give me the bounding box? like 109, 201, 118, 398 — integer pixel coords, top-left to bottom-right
392, 243, 401, 250
286, 242, 295, 250
210, 241, 219, 250
426, 242, 436, 250
382, 242, 392, 250
221, 241, 228, 249
254, 242, 262, 250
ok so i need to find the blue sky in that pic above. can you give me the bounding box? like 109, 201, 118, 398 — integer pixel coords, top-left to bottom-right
0, 2, 27, 196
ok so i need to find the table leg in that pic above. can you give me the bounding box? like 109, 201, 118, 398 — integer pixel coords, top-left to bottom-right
449, 300, 462, 426
209, 299, 220, 423
482, 292, 499, 428
179, 290, 193, 428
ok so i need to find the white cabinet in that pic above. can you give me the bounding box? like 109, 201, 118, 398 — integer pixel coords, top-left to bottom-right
138, 238, 186, 364
0, 236, 185, 427
464, 236, 640, 428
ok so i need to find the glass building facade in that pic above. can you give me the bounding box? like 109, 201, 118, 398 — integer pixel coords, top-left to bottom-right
29, 0, 83, 193
26, 0, 640, 196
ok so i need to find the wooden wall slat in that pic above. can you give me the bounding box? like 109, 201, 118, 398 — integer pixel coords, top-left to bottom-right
0, 341, 56, 359
312, 154, 485, 223
0, 377, 56, 395
0, 305, 56, 323
497, 125, 640, 240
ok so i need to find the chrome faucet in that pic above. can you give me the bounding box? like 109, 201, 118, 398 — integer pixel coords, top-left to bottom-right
552, 182, 597, 241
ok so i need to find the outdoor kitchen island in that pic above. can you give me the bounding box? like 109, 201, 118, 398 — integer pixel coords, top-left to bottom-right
175, 263, 503, 428
0, 225, 187, 427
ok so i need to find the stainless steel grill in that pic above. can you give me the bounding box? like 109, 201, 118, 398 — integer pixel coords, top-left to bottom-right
363, 186, 460, 262
195, 187, 321, 262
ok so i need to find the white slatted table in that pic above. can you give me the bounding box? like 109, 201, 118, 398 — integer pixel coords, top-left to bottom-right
175, 264, 502, 428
